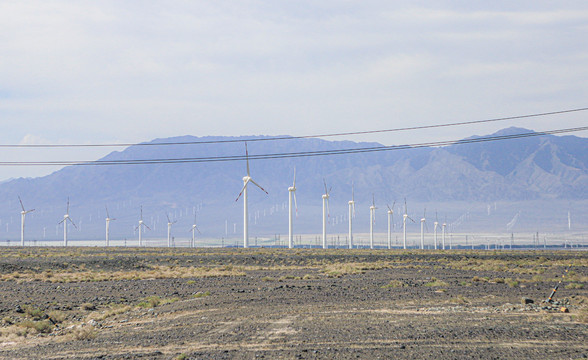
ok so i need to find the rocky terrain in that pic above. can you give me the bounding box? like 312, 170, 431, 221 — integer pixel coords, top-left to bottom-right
0, 247, 586, 359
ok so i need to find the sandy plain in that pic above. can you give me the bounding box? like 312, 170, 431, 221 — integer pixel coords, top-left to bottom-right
0, 247, 586, 359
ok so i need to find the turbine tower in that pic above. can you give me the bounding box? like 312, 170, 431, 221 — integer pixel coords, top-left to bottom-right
166, 213, 177, 248
58, 198, 76, 247
105, 206, 116, 246
190, 214, 200, 248
322, 179, 331, 249
288, 167, 297, 249
433, 211, 439, 250
387, 201, 396, 250
348, 183, 355, 249
18, 196, 35, 247
235, 143, 268, 248
369, 194, 377, 249
420, 208, 427, 250
442, 217, 447, 250
135, 206, 151, 246
402, 199, 415, 249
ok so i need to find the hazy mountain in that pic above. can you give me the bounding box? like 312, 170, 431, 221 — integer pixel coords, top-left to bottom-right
0, 128, 586, 241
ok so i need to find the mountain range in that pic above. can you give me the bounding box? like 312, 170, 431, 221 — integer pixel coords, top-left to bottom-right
0, 127, 586, 242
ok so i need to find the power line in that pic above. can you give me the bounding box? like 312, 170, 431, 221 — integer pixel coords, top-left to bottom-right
1, 126, 586, 166
2, 107, 587, 148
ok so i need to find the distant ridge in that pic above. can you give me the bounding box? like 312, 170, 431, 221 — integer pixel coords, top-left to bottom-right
0, 127, 586, 240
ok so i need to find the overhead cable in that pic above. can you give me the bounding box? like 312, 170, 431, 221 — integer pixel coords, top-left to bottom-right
0, 126, 586, 166
1, 107, 587, 148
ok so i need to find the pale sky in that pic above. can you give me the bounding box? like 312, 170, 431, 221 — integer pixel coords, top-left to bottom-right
1, 1, 587, 180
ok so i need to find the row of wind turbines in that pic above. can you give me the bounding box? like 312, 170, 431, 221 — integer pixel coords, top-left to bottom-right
236, 144, 449, 250
17, 143, 448, 249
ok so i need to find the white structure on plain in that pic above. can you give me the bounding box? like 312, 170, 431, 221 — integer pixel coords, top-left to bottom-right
58, 197, 77, 247
18, 196, 35, 247
403, 199, 415, 249
387, 201, 396, 250
105, 206, 116, 246
348, 182, 355, 249
190, 213, 200, 248
166, 213, 177, 248
442, 217, 447, 250
369, 194, 377, 249
420, 209, 427, 250
322, 179, 331, 249
235, 143, 268, 249
135, 206, 151, 246
288, 167, 297, 249
433, 211, 439, 250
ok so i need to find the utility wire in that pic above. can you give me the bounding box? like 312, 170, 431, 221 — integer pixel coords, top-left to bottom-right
2, 107, 587, 148
0, 126, 586, 166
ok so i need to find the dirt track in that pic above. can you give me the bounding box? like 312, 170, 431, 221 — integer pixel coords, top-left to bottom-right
0, 247, 586, 359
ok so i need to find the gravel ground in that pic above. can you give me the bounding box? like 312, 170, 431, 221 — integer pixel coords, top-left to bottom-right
0, 247, 586, 359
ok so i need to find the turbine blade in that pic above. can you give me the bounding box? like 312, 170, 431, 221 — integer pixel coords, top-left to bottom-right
249, 178, 268, 194
68, 218, 77, 229
135, 225, 140, 231
26, 209, 35, 214
105, 205, 110, 219
144, 223, 151, 231
58, 219, 65, 225
372, 194, 375, 207
235, 180, 249, 201
387, 204, 392, 212
18, 196, 25, 212
67, 197, 70, 214
323, 178, 327, 195
166, 213, 171, 223
140, 206, 143, 221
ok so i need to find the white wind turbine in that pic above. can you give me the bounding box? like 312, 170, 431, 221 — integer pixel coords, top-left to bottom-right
420, 208, 428, 250
433, 211, 439, 250
387, 201, 396, 250
288, 167, 298, 249
442, 216, 447, 250
322, 179, 331, 249
235, 143, 268, 249
105, 206, 116, 246
369, 194, 377, 249
135, 206, 151, 246
348, 183, 355, 249
402, 199, 415, 249
166, 213, 177, 247
58, 198, 76, 247
18, 196, 35, 247
189, 214, 200, 248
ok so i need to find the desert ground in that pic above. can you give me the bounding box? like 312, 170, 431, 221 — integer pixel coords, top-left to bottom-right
0, 247, 586, 359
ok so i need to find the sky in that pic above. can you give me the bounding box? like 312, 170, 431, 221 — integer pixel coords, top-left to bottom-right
1, 1, 587, 180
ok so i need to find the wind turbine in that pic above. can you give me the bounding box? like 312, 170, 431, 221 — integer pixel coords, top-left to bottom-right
166, 213, 177, 247
235, 143, 268, 248
105, 206, 116, 246
420, 208, 428, 250
322, 179, 331, 249
58, 198, 76, 247
18, 196, 35, 247
369, 194, 377, 249
402, 199, 415, 249
433, 211, 439, 250
288, 167, 297, 249
348, 183, 355, 249
135, 206, 151, 246
387, 201, 396, 250
442, 216, 447, 250
189, 214, 200, 248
